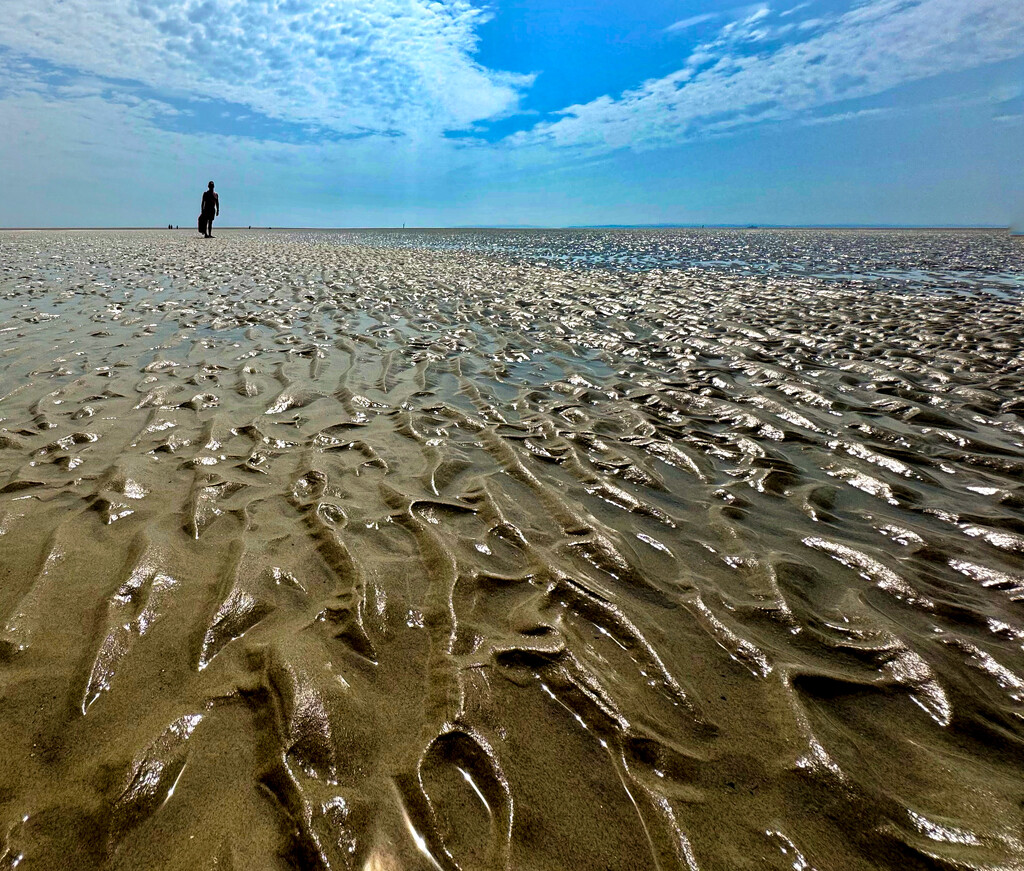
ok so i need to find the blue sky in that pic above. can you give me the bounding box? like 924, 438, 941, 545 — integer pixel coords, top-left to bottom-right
0, 0, 1021, 227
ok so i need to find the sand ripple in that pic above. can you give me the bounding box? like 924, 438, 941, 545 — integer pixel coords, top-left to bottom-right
0, 228, 1022, 870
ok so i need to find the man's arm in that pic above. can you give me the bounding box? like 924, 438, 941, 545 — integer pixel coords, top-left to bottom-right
215, 192, 220, 215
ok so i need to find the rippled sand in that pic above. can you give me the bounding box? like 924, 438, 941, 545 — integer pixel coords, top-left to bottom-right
1, 229, 1023, 870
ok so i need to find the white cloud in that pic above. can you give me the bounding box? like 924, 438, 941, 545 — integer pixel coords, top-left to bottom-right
0, 64, 468, 227
0, 40, 536, 227
666, 13, 721, 33
0, 0, 531, 136
780, 2, 813, 17
511, 0, 1024, 152
801, 106, 890, 125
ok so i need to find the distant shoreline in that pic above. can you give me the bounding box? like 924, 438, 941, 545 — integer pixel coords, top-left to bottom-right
0, 225, 1013, 232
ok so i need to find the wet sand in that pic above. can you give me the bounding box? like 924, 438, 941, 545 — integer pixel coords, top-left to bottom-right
1, 228, 1023, 870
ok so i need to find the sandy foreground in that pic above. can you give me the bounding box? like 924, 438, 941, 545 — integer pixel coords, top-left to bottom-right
0, 229, 1023, 870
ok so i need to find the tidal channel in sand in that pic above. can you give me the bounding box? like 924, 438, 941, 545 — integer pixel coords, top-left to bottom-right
0, 228, 1023, 870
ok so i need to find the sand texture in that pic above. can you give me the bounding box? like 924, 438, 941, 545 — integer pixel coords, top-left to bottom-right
0, 228, 1023, 870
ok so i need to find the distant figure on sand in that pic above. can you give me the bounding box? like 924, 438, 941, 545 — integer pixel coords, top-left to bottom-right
199, 181, 219, 238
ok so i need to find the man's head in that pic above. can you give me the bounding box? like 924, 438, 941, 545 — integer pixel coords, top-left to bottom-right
208, 181, 215, 189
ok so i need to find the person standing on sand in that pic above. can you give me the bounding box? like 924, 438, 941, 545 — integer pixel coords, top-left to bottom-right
199, 181, 219, 238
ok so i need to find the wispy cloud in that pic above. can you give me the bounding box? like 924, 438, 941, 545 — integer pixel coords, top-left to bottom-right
801, 106, 890, 126
512, 0, 1024, 152
666, 13, 721, 33
779, 2, 813, 18
0, 0, 532, 136
667, 5, 774, 37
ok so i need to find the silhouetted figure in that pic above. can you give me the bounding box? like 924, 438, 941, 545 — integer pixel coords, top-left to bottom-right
199, 181, 219, 238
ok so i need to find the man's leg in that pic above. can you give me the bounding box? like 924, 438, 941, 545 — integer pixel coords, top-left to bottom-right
206, 215, 214, 237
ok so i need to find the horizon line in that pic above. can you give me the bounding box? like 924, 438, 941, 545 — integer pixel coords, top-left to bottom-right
0, 224, 1014, 232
